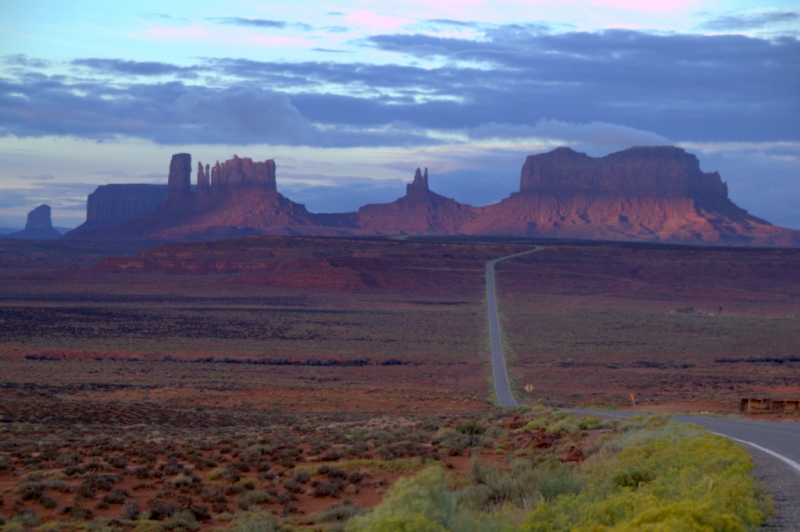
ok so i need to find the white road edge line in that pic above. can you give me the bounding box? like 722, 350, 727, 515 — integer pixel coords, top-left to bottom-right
713, 433, 800, 475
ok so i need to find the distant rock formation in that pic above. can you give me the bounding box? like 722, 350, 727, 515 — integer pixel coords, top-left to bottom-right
356, 167, 481, 234
519, 146, 728, 198
5, 205, 62, 240
64, 147, 800, 246
66, 185, 169, 237
464, 146, 795, 246
68, 154, 350, 240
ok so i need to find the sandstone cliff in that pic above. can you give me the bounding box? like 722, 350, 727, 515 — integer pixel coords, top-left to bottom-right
65, 185, 169, 237
463, 146, 797, 246
356, 168, 481, 234
65, 148, 800, 246
6, 205, 62, 240
74, 154, 347, 241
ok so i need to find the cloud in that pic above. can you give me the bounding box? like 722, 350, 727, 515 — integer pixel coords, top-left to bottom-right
211, 17, 313, 31
2, 54, 50, 68
170, 89, 313, 144
71, 58, 198, 77
699, 11, 799, 31
468, 120, 672, 153
2, 28, 799, 147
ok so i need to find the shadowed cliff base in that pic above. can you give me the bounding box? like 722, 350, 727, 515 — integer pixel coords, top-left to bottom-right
63, 147, 800, 247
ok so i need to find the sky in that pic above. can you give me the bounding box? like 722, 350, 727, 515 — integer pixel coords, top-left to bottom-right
1, 0, 799, 229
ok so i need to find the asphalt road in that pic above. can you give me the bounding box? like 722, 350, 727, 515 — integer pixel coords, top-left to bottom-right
486, 247, 544, 407
486, 247, 800, 527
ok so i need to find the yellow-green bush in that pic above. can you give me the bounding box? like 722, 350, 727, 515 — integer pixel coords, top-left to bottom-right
349, 416, 766, 532
522, 419, 765, 531
347, 467, 454, 532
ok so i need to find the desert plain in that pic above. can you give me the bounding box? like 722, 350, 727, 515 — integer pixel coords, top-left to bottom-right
0, 235, 797, 526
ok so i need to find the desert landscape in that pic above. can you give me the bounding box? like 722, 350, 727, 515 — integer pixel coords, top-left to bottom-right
0, 233, 797, 528
3, 2, 799, 529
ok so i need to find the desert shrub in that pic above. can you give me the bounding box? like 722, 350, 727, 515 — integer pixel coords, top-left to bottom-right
282, 479, 303, 494
102, 489, 129, 504
224, 485, 244, 495
82, 473, 119, 491
122, 502, 141, 520
9, 511, 43, 528
313, 502, 363, 522
255, 460, 271, 472
293, 470, 311, 483
85, 460, 109, 471
325, 466, 348, 480
347, 471, 365, 484
231, 461, 251, 472
16, 481, 44, 501
236, 490, 273, 510
163, 463, 183, 476
147, 499, 179, 520
577, 415, 602, 431
221, 465, 241, 483
347, 467, 454, 532
64, 465, 85, 476
312, 480, 343, 498
455, 421, 486, 436
60, 505, 94, 520
438, 432, 472, 456
201, 489, 226, 503
545, 417, 581, 437
229, 514, 283, 532
131, 466, 150, 479
159, 510, 199, 532
420, 419, 439, 431
522, 420, 766, 531
38, 493, 57, 509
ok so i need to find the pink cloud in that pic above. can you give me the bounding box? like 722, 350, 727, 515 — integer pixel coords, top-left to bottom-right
346, 11, 410, 31
584, 0, 701, 11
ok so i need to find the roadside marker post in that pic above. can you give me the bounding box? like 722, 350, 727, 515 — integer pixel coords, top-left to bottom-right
630, 393, 637, 414
524, 384, 534, 405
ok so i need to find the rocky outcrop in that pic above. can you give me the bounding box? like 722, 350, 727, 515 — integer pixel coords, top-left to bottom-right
463, 146, 796, 246
64, 185, 168, 237
167, 153, 192, 201
356, 167, 481, 235
519, 146, 729, 198
70, 154, 341, 240
65, 148, 800, 246
6, 205, 62, 240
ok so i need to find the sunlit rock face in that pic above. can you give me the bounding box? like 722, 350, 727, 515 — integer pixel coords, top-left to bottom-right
356, 167, 482, 235
64, 148, 800, 247
463, 146, 798, 246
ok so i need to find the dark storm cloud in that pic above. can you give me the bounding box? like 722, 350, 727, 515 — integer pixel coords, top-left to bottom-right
211, 17, 313, 31
699, 11, 799, 31
1, 28, 798, 145
71, 58, 198, 77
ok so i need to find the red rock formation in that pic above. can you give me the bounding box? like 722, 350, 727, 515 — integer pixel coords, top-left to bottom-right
6, 205, 62, 240
66, 148, 800, 246
204, 155, 276, 197
462, 146, 799, 246
167, 153, 192, 201
356, 167, 481, 234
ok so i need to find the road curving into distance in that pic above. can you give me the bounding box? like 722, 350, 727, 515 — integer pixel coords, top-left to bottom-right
485, 246, 544, 407
487, 245, 800, 526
